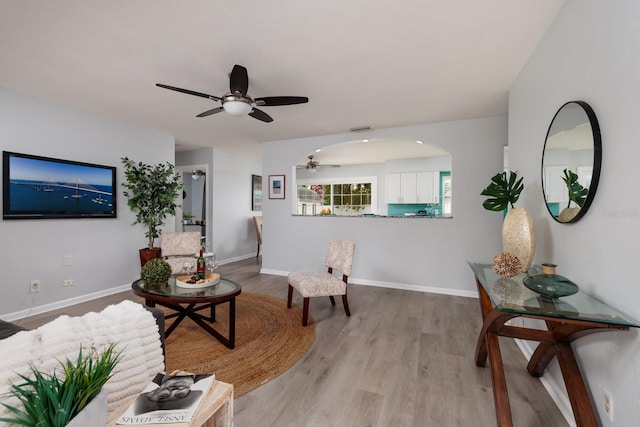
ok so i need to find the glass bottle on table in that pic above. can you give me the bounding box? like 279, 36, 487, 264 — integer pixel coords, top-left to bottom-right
196, 247, 206, 280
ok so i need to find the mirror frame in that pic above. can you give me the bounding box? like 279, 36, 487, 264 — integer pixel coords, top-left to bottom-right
541, 100, 601, 224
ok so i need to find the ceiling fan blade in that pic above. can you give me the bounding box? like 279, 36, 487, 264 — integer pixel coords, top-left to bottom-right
229, 65, 249, 96
255, 96, 309, 106
249, 108, 273, 123
196, 106, 224, 117
156, 83, 220, 101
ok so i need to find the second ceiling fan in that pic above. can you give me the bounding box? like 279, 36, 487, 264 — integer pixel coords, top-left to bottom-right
297, 156, 341, 173
156, 64, 308, 123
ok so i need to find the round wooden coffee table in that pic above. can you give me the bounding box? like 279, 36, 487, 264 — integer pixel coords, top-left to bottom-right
132, 276, 241, 349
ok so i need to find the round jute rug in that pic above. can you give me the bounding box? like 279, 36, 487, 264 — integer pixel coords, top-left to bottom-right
163, 292, 315, 397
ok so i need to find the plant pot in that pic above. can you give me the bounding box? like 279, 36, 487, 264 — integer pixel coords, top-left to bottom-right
139, 247, 161, 268
502, 207, 535, 272
66, 388, 107, 427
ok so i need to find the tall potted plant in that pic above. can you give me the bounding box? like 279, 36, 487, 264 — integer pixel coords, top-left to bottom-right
481, 170, 535, 272
121, 157, 183, 266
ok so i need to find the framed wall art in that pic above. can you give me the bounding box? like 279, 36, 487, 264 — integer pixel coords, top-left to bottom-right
268, 174, 285, 199
252, 174, 262, 211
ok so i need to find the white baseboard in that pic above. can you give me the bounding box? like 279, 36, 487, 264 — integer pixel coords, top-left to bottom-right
260, 268, 478, 298
3, 284, 131, 322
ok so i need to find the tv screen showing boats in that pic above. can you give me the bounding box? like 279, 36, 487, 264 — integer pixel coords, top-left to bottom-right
2, 151, 116, 219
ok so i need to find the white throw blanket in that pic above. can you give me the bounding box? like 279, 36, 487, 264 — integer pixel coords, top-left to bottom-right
0, 300, 165, 418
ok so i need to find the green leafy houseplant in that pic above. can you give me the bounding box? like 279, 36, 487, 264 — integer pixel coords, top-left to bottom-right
480, 171, 524, 211
141, 258, 172, 285
561, 168, 587, 208
121, 157, 183, 250
0, 344, 120, 427
182, 211, 195, 223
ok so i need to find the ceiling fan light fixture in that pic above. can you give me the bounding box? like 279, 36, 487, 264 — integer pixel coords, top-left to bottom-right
223, 100, 252, 116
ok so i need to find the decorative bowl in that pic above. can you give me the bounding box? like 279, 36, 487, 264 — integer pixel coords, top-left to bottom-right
522, 263, 579, 299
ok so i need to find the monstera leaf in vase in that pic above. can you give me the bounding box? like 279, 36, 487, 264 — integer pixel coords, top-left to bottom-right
481, 170, 534, 272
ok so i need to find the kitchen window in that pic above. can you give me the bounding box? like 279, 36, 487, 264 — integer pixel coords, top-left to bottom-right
296, 176, 377, 216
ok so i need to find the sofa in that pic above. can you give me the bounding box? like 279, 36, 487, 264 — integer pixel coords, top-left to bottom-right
0, 301, 166, 420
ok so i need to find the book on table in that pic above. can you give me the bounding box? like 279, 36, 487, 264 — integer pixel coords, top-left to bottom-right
116, 371, 215, 426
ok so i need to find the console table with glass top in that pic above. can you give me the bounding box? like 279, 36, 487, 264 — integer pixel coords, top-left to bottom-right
468, 262, 640, 427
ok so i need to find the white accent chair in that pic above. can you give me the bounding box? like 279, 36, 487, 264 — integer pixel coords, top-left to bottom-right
287, 240, 356, 326
160, 231, 201, 275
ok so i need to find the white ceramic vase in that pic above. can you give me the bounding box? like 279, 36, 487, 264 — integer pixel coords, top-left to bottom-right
66, 388, 107, 427
502, 207, 536, 272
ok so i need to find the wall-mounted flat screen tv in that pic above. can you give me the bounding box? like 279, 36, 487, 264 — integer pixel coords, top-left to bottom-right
3, 151, 117, 219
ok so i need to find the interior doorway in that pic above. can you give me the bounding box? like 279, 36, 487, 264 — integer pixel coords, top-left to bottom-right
176, 164, 209, 246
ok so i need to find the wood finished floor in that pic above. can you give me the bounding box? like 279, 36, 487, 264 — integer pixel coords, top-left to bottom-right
16, 258, 569, 427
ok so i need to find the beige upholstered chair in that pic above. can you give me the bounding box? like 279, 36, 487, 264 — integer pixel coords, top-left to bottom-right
160, 231, 201, 275
253, 216, 262, 258
287, 240, 356, 326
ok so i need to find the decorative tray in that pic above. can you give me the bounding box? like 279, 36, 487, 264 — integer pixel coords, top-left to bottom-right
176, 273, 220, 288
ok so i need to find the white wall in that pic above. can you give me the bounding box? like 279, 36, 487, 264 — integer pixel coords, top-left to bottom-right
509, 1, 640, 425
0, 87, 175, 318
262, 116, 506, 295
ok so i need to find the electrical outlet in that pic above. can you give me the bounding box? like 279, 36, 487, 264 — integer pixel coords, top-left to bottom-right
62, 279, 74, 287
603, 389, 613, 422
29, 280, 41, 293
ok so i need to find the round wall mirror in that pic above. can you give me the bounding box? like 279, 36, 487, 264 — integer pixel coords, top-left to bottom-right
541, 101, 601, 223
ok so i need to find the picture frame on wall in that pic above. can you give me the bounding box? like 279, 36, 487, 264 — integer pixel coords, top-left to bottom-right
268, 174, 285, 199
252, 174, 262, 211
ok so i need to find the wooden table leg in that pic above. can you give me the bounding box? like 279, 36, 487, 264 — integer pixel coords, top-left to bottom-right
486, 331, 514, 427
474, 277, 494, 367
164, 303, 195, 338
555, 342, 598, 427
228, 297, 236, 349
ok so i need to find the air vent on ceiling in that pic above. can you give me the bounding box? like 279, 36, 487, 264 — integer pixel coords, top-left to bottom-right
349, 126, 371, 132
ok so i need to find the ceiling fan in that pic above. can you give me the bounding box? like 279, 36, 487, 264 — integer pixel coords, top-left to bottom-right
156, 64, 308, 123
297, 156, 341, 173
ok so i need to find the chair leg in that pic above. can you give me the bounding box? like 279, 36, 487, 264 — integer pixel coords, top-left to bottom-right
302, 298, 310, 326
257, 242, 260, 258
287, 285, 293, 308
342, 294, 351, 317
329, 296, 336, 306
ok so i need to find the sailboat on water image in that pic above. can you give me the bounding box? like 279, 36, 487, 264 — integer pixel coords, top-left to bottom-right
44, 177, 54, 192
71, 177, 84, 198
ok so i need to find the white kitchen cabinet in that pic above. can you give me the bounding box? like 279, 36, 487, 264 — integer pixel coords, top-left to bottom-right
386, 171, 439, 204
385, 173, 402, 203
416, 171, 439, 203
400, 173, 417, 203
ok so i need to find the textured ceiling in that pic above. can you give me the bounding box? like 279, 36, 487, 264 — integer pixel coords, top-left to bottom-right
0, 1, 564, 161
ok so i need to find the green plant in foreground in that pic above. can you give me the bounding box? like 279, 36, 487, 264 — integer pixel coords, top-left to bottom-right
0, 344, 120, 427
561, 168, 588, 208
481, 171, 524, 211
